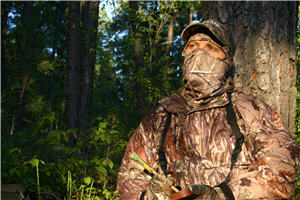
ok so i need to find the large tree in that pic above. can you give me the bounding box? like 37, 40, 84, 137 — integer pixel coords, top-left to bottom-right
67, 1, 99, 136
79, 1, 99, 132
202, 1, 298, 133
67, 2, 81, 131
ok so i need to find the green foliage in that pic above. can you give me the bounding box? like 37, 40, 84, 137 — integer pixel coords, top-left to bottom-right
101, 1, 201, 130
2, 113, 126, 199
24, 158, 45, 200
2, 2, 125, 198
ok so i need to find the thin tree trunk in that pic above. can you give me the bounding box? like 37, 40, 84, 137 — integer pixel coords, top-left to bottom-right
79, 1, 99, 132
129, 1, 147, 113
55, 2, 68, 129
23, 1, 33, 63
47, 2, 67, 109
189, 6, 193, 24
202, 1, 298, 133
166, 17, 174, 57
9, 1, 34, 135
162, 16, 175, 87
67, 2, 81, 133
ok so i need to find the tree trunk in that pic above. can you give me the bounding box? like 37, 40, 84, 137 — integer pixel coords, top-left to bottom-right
47, 2, 67, 109
166, 17, 174, 56
79, 1, 99, 132
21, 1, 33, 74
129, 1, 147, 113
67, 2, 81, 131
9, 1, 34, 135
162, 16, 175, 88
202, 1, 298, 133
189, 6, 194, 24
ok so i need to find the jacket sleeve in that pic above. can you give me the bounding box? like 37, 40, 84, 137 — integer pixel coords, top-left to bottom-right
117, 106, 168, 200
228, 92, 299, 200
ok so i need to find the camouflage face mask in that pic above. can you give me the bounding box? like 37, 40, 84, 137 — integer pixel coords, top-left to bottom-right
182, 45, 231, 107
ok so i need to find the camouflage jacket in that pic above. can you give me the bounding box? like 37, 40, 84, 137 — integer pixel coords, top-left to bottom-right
117, 90, 299, 200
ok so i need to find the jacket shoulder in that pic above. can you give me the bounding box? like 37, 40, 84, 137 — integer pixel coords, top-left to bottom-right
231, 90, 287, 133
158, 93, 189, 114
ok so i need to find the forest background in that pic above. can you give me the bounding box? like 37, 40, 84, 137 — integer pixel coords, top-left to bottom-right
2, 1, 300, 200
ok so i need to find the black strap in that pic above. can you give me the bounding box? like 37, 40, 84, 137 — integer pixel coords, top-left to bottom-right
159, 112, 171, 175
218, 182, 235, 200
217, 92, 244, 200
226, 92, 244, 177
140, 191, 146, 200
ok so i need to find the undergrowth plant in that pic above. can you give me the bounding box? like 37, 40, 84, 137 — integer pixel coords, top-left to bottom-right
2, 114, 126, 199
24, 158, 45, 200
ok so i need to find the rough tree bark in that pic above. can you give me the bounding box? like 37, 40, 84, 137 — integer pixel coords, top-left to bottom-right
67, 2, 81, 131
79, 1, 99, 132
202, 1, 298, 133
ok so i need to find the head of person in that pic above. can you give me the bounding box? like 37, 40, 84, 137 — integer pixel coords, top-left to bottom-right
180, 20, 234, 104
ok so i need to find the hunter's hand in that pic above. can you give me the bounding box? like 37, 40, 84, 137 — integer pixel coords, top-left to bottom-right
145, 174, 174, 200
189, 185, 225, 200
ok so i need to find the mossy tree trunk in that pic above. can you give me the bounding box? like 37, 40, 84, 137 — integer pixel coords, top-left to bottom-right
202, 1, 298, 133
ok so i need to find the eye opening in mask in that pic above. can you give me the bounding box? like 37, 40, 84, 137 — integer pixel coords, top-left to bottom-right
183, 48, 229, 66
182, 38, 227, 59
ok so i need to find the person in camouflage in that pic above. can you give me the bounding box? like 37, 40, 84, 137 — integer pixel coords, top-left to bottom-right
117, 20, 299, 200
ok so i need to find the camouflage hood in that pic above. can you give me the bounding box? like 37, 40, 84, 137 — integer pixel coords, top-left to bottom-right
180, 34, 232, 110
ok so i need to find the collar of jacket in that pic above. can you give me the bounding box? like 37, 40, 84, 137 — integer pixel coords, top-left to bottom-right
179, 77, 234, 115
158, 78, 234, 115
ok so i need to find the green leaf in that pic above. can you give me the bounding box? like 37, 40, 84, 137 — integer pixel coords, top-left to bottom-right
110, 130, 118, 134
9, 147, 22, 154
96, 166, 107, 176
83, 177, 93, 185
31, 159, 40, 167
24, 158, 45, 168
100, 133, 106, 142
106, 137, 112, 144
24, 158, 39, 168
99, 122, 107, 129
91, 158, 101, 165
108, 159, 114, 169
103, 158, 113, 169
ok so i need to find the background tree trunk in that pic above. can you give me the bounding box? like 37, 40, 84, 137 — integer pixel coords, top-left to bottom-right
67, 2, 81, 131
165, 17, 174, 57
162, 16, 175, 81
129, 1, 147, 113
189, 6, 194, 24
9, 1, 34, 135
79, 1, 99, 132
202, 1, 298, 133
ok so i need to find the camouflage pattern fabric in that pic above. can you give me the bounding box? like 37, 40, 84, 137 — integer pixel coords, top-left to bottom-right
145, 174, 174, 200
189, 184, 223, 200
180, 34, 232, 110
181, 20, 233, 55
117, 90, 299, 200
